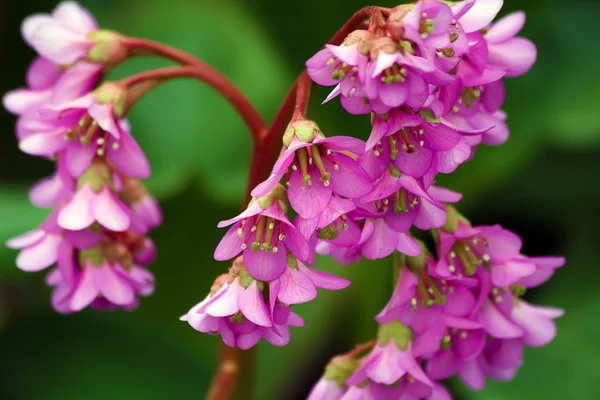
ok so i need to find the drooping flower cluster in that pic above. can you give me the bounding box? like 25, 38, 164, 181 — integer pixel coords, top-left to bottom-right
309, 220, 564, 398
4, 2, 160, 312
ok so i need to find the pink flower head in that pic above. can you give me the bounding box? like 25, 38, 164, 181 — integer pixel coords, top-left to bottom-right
18, 83, 150, 180
22, 1, 98, 65
355, 218, 422, 261
364, 39, 453, 111
181, 264, 304, 349
356, 166, 447, 232
347, 321, 433, 393
44, 232, 155, 313
436, 222, 524, 280
442, 80, 510, 146
57, 166, 135, 233
252, 121, 372, 220
214, 185, 309, 281
306, 32, 370, 89
364, 110, 469, 179
403, 0, 454, 49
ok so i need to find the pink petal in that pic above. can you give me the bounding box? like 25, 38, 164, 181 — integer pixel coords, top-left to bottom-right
324, 154, 373, 198
214, 223, 245, 261
459, 0, 504, 33
92, 262, 135, 306
479, 301, 524, 339
29, 172, 73, 208
511, 300, 563, 347
19, 130, 67, 156
444, 286, 476, 317
16, 234, 62, 271
2, 88, 52, 115
243, 245, 287, 281
57, 182, 95, 230
435, 137, 471, 174
90, 186, 131, 232
298, 263, 350, 290
453, 328, 486, 360
486, 11, 526, 43
238, 280, 272, 327
107, 129, 151, 179
52, 1, 98, 34
394, 147, 434, 178
205, 279, 244, 317
458, 359, 486, 391
288, 167, 332, 219
277, 267, 318, 305
362, 219, 397, 260
52, 62, 102, 104
488, 37, 537, 77
484, 226, 522, 263
6, 229, 44, 249
426, 349, 458, 380
396, 232, 422, 256
24, 56, 59, 88
491, 259, 537, 288
379, 81, 410, 108
70, 265, 100, 311
31, 20, 92, 65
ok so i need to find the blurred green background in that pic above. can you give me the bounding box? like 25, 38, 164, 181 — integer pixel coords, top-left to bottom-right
1, 0, 599, 399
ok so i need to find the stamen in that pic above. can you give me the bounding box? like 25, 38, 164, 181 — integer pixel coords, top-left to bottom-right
389, 136, 399, 160
311, 146, 331, 186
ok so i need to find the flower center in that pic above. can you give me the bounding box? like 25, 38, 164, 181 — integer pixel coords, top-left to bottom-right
453, 86, 484, 112
327, 57, 358, 81
419, 13, 435, 39
65, 114, 119, 156
446, 235, 490, 276
408, 268, 446, 308
381, 63, 408, 85
238, 216, 285, 254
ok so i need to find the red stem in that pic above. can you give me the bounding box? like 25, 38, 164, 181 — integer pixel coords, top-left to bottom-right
120, 66, 266, 142
203, 6, 388, 399
122, 37, 208, 67
292, 72, 313, 120
344, 340, 376, 358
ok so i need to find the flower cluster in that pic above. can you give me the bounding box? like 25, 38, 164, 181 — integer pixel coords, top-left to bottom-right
308, 217, 564, 398
3, 1, 563, 398
4, 2, 159, 312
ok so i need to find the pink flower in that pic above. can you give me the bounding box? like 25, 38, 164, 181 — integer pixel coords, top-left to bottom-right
41, 233, 154, 313
403, 1, 455, 49
347, 321, 433, 392
436, 223, 524, 279
270, 258, 351, 305
356, 167, 447, 231
182, 269, 302, 349
17, 84, 150, 180
214, 186, 309, 281
22, 1, 98, 65
58, 180, 133, 233
252, 123, 372, 220
364, 41, 453, 111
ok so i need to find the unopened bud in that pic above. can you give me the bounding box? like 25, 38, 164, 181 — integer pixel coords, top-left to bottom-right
87, 30, 128, 67
283, 120, 321, 147
94, 82, 128, 117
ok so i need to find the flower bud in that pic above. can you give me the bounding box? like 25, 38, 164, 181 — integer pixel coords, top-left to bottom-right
87, 30, 129, 67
